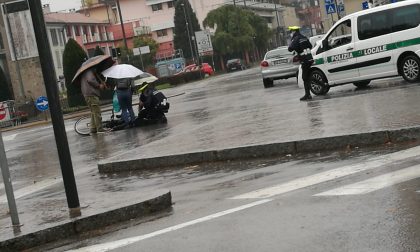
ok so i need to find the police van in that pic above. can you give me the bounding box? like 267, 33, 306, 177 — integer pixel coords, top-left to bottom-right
309, 0, 420, 95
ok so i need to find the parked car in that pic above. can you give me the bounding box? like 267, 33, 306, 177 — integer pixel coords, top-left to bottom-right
260, 46, 300, 88
226, 59, 246, 72
176, 63, 214, 76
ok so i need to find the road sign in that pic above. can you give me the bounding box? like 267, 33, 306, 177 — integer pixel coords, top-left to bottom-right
195, 30, 213, 56
338, 4, 345, 15
35, 96, 49, 111
362, 1, 369, 9
324, 0, 334, 4
325, 4, 336, 14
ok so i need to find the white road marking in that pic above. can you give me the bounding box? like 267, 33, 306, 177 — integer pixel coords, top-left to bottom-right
66, 199, 273, 252
315, 165, 420, 196
231, 145, 420, 199
0, 181, 22, 191
3, 134, 17, 141
0, 178, 63, 204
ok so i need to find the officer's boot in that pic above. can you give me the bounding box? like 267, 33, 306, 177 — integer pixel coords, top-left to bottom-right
300, 81, 312, 101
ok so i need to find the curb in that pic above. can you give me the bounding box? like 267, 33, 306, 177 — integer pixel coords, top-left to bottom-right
0, 191, 172, 251
98, 127, 420, 173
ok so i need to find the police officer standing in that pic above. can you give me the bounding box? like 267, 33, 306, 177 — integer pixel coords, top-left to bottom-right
288, 26, 314, 101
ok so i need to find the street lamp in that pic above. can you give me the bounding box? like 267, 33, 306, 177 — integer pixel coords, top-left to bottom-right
181, 3, 195, 63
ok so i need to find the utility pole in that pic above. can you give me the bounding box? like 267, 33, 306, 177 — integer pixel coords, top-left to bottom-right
116, 0, 129, 63
181, 3, 195, 63
274, 2, 281, 47
28, 0, 80, 216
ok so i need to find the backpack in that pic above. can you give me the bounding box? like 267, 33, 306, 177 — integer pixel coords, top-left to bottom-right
116, 78, 132, 90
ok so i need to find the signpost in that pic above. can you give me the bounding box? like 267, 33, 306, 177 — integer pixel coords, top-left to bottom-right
195, 30, 216, 72
325, 0, 336, 15
133, 46, 150, 70
35, 96, 49, 111
195, 30, 213, 57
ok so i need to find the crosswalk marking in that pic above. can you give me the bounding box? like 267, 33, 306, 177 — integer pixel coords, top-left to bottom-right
66, 199, 272, 252
231, 145, 420, 199
3, 134, 17, 141
0, 178, 63, 204
315, 164, 420, 196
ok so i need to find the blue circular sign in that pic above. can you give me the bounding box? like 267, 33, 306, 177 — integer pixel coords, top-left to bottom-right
35, 96, 49, 112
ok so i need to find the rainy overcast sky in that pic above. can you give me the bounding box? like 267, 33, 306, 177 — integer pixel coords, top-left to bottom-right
41, 0, 82, 12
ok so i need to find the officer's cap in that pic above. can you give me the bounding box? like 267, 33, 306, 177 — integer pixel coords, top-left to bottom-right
288, 26, 300, 31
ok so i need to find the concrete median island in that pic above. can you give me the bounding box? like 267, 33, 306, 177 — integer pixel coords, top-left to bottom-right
98, 126, 420, 173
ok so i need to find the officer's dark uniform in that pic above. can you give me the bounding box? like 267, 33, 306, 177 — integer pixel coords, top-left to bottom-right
288, 30, 314, 101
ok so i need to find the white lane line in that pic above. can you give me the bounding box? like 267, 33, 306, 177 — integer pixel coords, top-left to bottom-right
67, 199, 272, 252
315, 165, 420, 196
0, 178, 63, 204
0, 181, 22, 191
231, 145, 420, 199
3, 134, 17, 141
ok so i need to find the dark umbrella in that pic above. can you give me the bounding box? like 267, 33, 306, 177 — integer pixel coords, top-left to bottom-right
71, 55, 115, 85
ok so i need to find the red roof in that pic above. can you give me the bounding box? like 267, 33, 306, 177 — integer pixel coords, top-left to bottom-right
44, 12, 108, 25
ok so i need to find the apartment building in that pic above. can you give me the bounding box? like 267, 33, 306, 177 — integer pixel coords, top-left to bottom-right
81, 0, 300, 54
43, 4, 115, 93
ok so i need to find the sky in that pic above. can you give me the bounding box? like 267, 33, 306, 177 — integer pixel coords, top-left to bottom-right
41, 0, 82, 12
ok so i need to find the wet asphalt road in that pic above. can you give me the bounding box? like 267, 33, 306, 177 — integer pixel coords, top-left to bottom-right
46, 145, 420, 252
1, 67, 420, 250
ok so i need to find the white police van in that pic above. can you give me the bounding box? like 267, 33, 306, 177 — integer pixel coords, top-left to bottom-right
309, 0, 420, 95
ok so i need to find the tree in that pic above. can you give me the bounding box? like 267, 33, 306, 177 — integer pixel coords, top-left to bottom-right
204, 6, 271, 67
133, 36, 159, 68
63, 38, 87, 107
0, 67, 11, 102
94, 45, 105, 56
174, 0, 201, 60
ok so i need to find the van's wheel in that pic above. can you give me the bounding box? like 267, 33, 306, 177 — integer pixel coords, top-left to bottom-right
310, 70, 329, 95
263, 78, 274, 88
353, 80, 371, 88
400, 55, 420, 83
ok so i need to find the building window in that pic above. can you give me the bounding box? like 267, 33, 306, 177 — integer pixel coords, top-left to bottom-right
66, 26, 72, 37
168, 1, 174, 8
50, 29, 58, 46
0, 32, 4, 50
58, 29, 64, 46
55, 50, 62, 68
152, 3, 162, 11
156, 29, 168, 37
74, 26, 80, 36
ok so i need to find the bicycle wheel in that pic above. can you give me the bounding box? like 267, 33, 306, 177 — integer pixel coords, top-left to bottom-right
74, 115, 91, 136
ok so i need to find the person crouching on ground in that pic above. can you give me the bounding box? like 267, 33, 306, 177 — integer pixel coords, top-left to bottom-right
80, 67, 108, 134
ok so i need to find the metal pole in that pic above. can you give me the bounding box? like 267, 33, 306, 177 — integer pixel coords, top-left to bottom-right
274, 2, 281, 47
0, 131, 20, 227
116, 0, 128, 50
139, 49, 144, 70
3, 3, 25, 99
28, 0, 80, 214
185, 4, 198, 64
181, 3, 195, 63
334, 0, 341, 20
243, 0, 246, 8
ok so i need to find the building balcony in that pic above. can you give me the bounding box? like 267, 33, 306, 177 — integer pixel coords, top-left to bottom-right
134, 26, 152, 36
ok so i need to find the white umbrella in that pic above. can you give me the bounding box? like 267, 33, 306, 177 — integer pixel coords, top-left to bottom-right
101, 64, 144, 79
